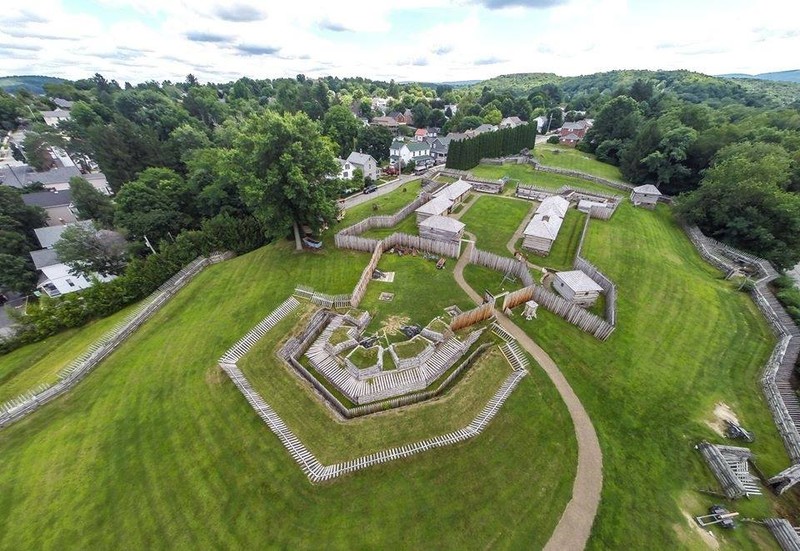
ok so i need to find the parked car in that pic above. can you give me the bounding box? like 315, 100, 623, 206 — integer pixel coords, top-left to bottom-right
363, 184, 378, 194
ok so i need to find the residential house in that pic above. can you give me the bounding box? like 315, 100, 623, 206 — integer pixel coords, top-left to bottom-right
346, 151, 379, 181
533, 115, 548, 133
414, 128, 428, 141
522, 195, 570, 254
426, 127, 440, 138
30, 221, 113, 297
472, 123, 497, 135
630, 184, 662, 208
0, 164, 82, 190
40, 109, 71, 127
335, 158, 354, 180
553, 270, 603, 307
371, 116, 400, 131
387, 109, 414, 126
52, 98, 74, 109
428, 136, 452, 165
22, 189, 77, 225
444, 104, 458, 117
499, 116, 526, 129
371, 97, 389, 113
389, 140, 432, 168
558, 120, 592, 145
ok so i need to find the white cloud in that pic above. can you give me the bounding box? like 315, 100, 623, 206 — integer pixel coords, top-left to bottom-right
0, 0, 798, 84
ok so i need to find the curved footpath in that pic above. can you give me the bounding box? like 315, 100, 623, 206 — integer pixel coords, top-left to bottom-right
454, 238, 603, 551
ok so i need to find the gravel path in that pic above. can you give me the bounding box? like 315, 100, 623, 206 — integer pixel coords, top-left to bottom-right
453, 239, 603, 551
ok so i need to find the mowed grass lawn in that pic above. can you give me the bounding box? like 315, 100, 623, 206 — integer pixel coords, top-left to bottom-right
0, 224, 578, 548
534, 145, 626, 182
472, 163, 619, 196
515, 202, 788, 549
459, 196, 532, 257
0, 301, 141, 404
539, 208, 585, 271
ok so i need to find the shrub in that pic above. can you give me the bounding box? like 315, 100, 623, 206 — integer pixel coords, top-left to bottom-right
547, 135, 560, 144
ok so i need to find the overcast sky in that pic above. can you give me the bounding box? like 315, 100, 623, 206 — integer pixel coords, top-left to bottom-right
1, 0, 798, 85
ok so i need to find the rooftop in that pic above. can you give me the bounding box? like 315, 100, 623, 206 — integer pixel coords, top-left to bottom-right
30, 248, 61, 269
347, 151, 376, 166
633, 184, 662, 195
555, 270, 604, 293
434, 179, 472, 201
22, 189, 72, 208
415, 195, 453, 216
419, 215, 465, 233
33, 220, 93, 249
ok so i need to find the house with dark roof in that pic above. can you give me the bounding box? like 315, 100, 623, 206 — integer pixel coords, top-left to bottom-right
22, 189, 77, 225
499, 116, 526, 129
387, 109, 414, 126
559, 120, 592, 144
559, 132, 581, 147
40, 109, 71, 127
52, 98, 73, 109
346, 151, 379, 181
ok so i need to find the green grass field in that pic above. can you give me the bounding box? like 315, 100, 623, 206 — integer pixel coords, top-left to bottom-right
472, 163, 619, 196
534, 145, 626, 182
458, 196, 531, 257
539, 208, 586, 271
0, 302, 141, 404
0, 180, 795, 549
513, 202, 786, 549
0, 236, 577, 549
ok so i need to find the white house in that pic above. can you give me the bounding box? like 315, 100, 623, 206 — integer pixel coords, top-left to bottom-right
335, 158, 354, 180
630, 184, 662, 209
389, 140, 433, 168
40, 109, 71, 127
533, 116, 548, 133
30, 221, 114, 297
553, 270, 603, 307
346, 151, 379, 181
444, 104, 458, 117
522, 195, 570, 255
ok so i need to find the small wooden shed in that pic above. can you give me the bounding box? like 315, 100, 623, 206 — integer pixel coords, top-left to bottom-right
415, 195, 454, 223
553, 270, 603, 307
630, 184, 662, 208
522, 195, 570, 255
418, 215, 465, 244
434, 179, 472, 204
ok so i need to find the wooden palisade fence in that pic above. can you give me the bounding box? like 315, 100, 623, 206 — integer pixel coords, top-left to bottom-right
0, 254, 232, 428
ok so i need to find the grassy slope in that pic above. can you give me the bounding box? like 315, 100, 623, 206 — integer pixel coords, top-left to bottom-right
517, 202, 785, 549
534, 146, 626, 182
459, 196, 531, 257
0, 236, 577, 550
472, 163, 617, 195
0, 302, 140, 404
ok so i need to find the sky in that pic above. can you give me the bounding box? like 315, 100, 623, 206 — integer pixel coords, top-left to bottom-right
1, 0, 798, 85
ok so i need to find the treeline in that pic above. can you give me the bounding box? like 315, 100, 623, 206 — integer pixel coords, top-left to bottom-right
445, 125, 537, 170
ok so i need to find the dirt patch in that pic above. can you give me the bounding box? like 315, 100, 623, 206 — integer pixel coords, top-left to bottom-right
380, 315, 410, 336
675, 511, 720, 550
706, 402, 740, 438
206, 365, 225, 386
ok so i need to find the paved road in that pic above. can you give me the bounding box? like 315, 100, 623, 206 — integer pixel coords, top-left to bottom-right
340, 174, 422, 209
453, 239, 603, 551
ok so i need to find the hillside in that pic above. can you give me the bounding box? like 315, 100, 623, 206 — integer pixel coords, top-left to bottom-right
719, 69, 800, 83
473, 69, 800, 107
0, 75, 66, 94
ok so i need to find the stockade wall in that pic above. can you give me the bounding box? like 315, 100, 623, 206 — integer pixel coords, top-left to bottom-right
382, 233, 461, 258
0, 256, 218, 427
533, 163, 635, 192
450, 303, 495, 331
502, 285, 535, 311
530, 285, 615, 340
350, 243, 383, 308
589, 205, 615, 220
468, 248, 535, 287
575, 257, 617, 326
336, 194, 431, 239
684, 225, 800, 464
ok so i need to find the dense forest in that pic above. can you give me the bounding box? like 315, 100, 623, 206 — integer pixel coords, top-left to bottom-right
1, 67, 800, 348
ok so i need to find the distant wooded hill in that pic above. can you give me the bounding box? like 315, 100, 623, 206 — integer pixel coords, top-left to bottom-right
0, 75, 67, 95
718, 70, 800, 83
472, 69, 800, 107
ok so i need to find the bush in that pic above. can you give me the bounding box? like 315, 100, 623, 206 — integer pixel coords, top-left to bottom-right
547, 135, 560, 144
0, 215, 268, 354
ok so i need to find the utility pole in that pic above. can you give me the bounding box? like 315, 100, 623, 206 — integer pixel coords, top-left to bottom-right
143, 235, 156, 255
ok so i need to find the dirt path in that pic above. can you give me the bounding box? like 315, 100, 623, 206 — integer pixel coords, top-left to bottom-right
453, 241, 603, 551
